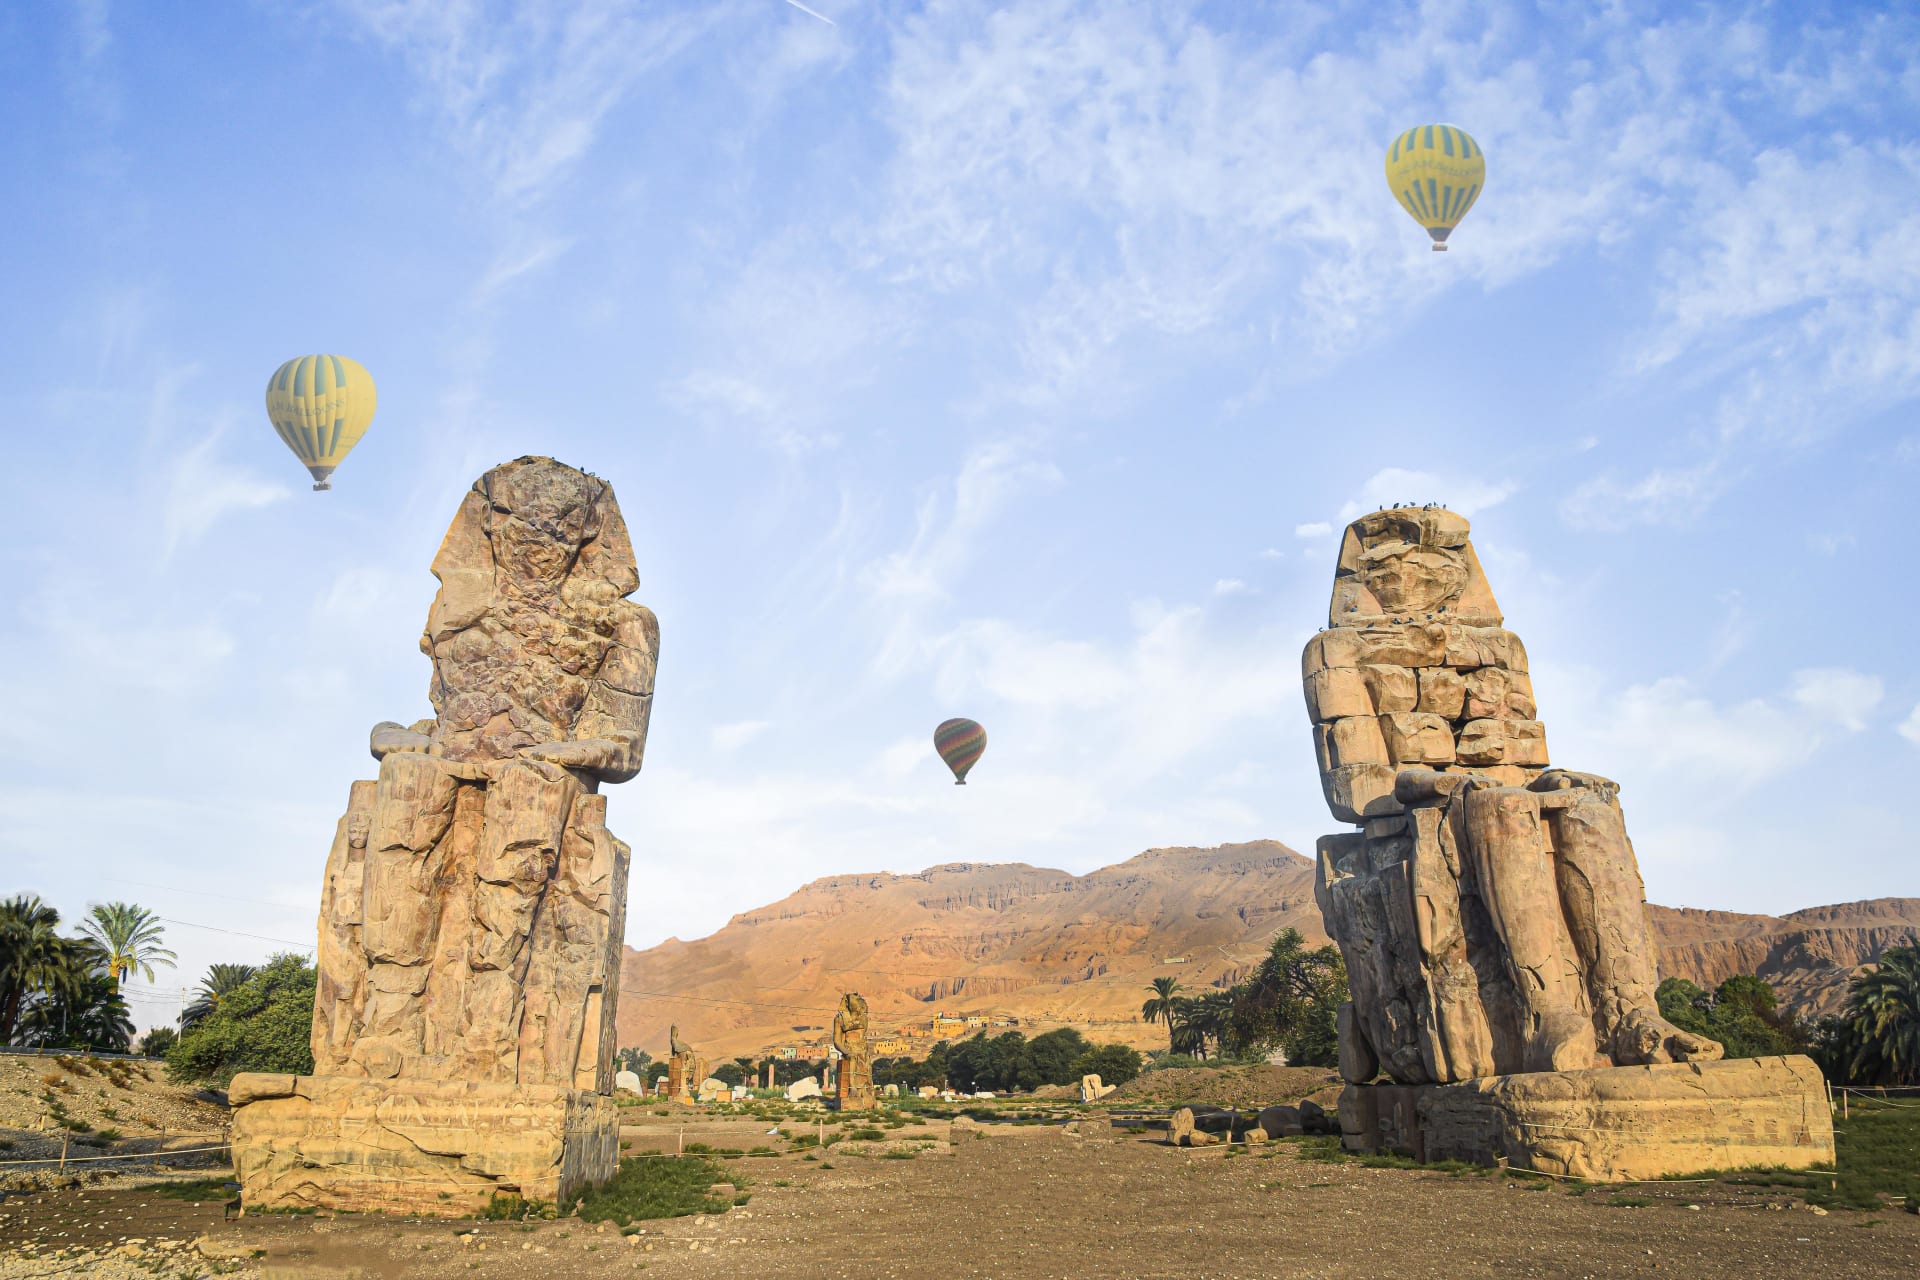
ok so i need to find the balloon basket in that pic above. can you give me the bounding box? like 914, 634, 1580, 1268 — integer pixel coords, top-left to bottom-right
1431, 244, 1447, 252
954, 780, 966, 786
313, 482, 332, 491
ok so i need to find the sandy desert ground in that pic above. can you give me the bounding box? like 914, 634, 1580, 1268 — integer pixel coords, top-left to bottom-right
2, 1106, 1915, 1280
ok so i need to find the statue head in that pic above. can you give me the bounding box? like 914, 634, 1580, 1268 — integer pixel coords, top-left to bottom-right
424, 456, 641, 643
1328, 506, 1501, 626
485, 460, 601, 596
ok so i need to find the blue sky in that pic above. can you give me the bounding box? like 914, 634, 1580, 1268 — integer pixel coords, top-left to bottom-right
2, 0, 1917, 1030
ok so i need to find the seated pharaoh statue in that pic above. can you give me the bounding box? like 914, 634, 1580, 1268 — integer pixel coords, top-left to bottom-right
312, 455, 656, 1088
1307, 506, 1719, 1087
229, 455, 655, 1215
1304, 507, 1833, 1181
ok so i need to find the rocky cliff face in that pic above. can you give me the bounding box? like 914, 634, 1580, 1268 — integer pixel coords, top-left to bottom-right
1649, 899, 1920, 1017
615, 842, 1324, 1059
617, 843, 1914, 1059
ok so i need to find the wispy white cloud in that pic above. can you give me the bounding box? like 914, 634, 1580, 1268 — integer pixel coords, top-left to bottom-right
1789, 668, 1883, 732
668, 241, 909, 453
1559, 455, 1731, 531
472, 237, 573, 303
1900, 704, 1920, 747
1212, 578, 1249, 596
332, 0, 719, 206
162, 425, 294, 556
1292, 523, 1330, 540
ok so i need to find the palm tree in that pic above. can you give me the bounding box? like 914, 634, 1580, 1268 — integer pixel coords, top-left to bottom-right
78, 902, 177, 987
1, 895, 91, 1045
1141, 977, 1184, 1052
1169, 1004, 1208, 1059
1187, 989, 1235, 1058
1845, 943, 1920, 1086
181, 963, 258, 1031
19, 961, 135, 1053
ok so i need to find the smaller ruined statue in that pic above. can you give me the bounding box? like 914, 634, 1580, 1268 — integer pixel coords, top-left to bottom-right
666, 1024, 702, 1102
831, 993, 875, 1111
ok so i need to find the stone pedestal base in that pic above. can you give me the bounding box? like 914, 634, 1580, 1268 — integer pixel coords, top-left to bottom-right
228, 1074, 619, 1217
1338, 1055, 1833, 1181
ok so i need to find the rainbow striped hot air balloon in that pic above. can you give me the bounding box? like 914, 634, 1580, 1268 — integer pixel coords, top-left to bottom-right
265, 354, 377, 490
1385, 124, 1485, 251
934, 718, 987, 785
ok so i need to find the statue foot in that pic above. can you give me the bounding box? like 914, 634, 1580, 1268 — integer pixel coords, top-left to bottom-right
1531, 1010, 1601, 1074
1616, 1008, 1723, 1065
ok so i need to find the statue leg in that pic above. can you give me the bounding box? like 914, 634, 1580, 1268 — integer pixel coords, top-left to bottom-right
465, 761, 582, 1076
312, 779, 376, 1074
1542, 782, 1722, 1065
1461, 786, 1598, 1074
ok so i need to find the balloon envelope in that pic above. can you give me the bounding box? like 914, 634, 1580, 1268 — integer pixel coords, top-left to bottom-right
266, 354, 376, 490
934, 718, 987, 785
1385, 124, 1485, 250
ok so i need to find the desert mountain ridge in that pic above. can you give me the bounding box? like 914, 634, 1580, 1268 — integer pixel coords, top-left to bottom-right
616, 841, 1917, 1060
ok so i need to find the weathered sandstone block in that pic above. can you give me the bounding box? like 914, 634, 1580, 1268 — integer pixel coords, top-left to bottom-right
229, 1074, 618, 1215
1338, 1056, 1833, 1181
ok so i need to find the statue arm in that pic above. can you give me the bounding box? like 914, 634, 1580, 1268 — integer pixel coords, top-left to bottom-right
369, 719, 435, 762
522, 604, 657, 784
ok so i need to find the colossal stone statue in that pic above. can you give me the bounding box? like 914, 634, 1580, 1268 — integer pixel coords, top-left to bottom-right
831, 992, 875, 1111
1307, 507, 1831, 1179
230, 456, 656, 1215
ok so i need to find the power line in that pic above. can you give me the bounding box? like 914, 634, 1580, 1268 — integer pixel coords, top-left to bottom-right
98, 877, 307, 912
156, 917, 313, 952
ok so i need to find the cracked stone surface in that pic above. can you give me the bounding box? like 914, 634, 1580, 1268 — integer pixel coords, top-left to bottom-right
1305, 508, 1830, 1178
231, 457, 653, 1215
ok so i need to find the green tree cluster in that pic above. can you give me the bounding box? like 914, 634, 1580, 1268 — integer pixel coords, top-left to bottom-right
166, 953, 317, 1087
2, 895, 167, 1053
1136, 930, 1349, 1067
1810, 943, 1920, 1086
1655, 974, 1809, 1059
916, 1027, 1143, 1093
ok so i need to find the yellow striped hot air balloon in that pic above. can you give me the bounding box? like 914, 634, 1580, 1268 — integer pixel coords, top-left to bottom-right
265, 354, 376, 491
1385, 124, 1485, 251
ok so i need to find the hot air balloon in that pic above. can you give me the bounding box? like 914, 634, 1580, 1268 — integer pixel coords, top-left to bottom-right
934, 718, 986, 785
265, 354, 377, 490
1385, 124, 1484, 251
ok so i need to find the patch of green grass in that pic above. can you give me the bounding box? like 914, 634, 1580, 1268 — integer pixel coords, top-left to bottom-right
1723, 1097, 1918, 1211
480, 1194, 554, 1221
683, 1143, 744, 1157
563, 1157, 734, 1226
846, 1127, 886, 1142
1607, 1196, 1652, 1208
1286, 1136, 1347, 1164
880, 1151, 915, 1161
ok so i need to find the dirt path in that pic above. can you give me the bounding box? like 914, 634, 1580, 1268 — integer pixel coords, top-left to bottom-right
3, 1120, 1915, 1279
